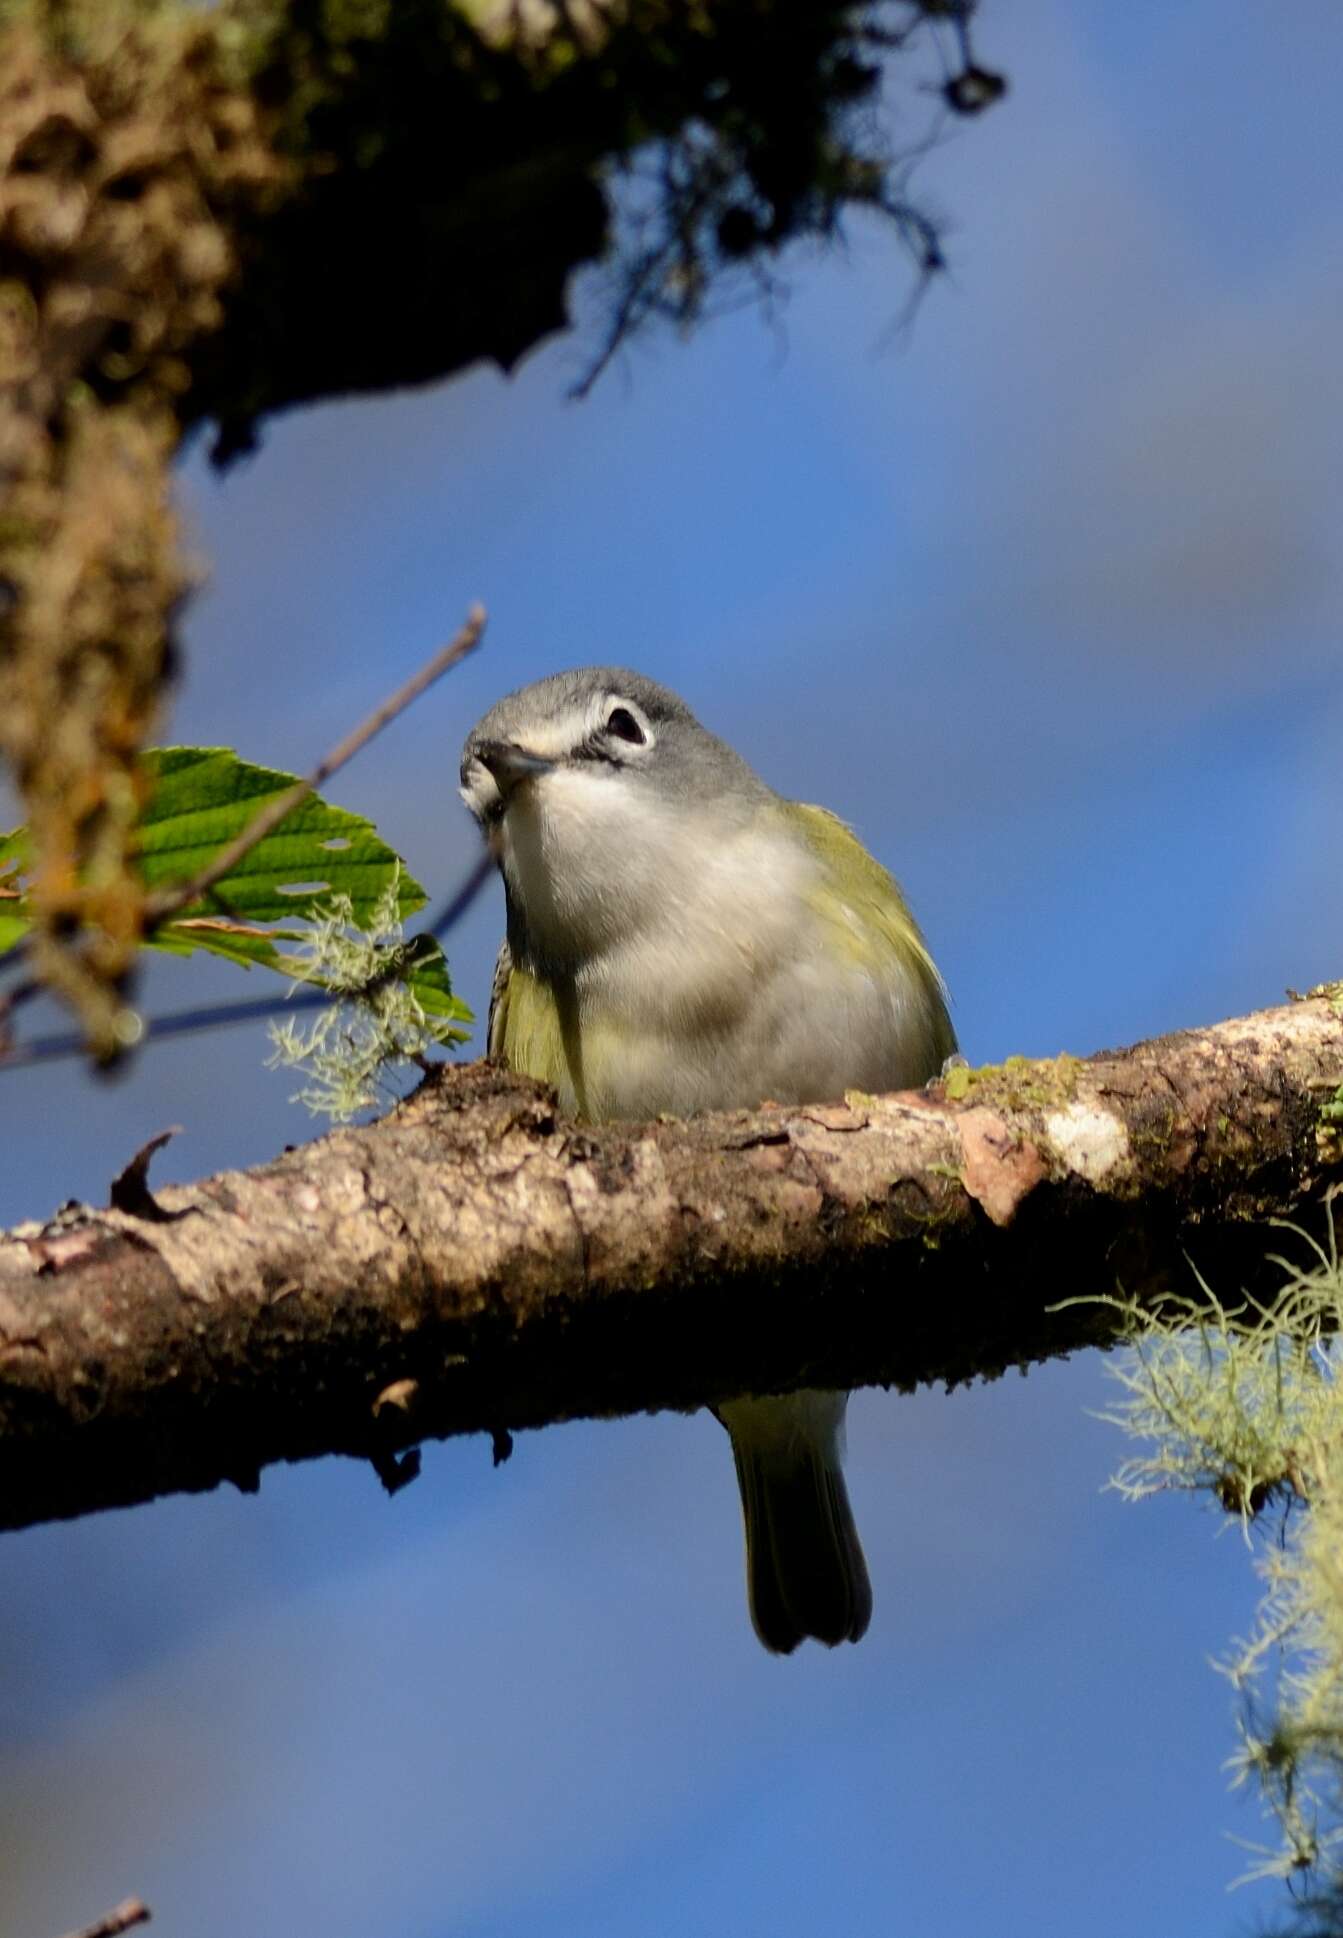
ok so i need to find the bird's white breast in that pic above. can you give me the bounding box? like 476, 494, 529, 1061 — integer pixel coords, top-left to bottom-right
501, 768, 940, 1121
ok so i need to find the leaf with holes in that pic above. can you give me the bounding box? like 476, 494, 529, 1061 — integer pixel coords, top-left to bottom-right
135, 747, 429, 925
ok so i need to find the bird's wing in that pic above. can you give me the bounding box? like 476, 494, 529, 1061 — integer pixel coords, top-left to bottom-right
487, 938, 513, 1062
791, 800, 958, 1071
487, 938, 571, 1098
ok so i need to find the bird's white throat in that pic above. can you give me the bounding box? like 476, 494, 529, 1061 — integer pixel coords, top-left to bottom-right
499, 764, 807, 986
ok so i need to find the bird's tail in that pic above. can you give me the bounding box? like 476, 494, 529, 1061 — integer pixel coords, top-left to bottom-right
719, 1390, 872, 1655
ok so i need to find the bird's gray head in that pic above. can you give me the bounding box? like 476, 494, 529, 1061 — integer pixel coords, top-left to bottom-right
460, 667, 774, 963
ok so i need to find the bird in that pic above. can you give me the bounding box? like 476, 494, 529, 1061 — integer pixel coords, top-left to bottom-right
460, 667, 955, 1653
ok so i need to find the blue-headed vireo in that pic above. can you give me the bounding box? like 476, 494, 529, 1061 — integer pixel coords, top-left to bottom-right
460, 669, 955, 1653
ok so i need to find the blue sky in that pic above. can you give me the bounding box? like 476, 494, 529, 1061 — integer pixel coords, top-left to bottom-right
3, 2, 1342, 1933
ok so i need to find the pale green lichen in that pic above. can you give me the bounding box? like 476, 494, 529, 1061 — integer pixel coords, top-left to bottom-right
1084, 1201, 1343, 1916
266, 872, 451, 1121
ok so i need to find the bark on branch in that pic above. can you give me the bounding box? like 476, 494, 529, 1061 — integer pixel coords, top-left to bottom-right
2, 995, 1341, 1534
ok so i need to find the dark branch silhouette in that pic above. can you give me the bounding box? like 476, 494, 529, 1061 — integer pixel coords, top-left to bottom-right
54, 1899, 150, 1938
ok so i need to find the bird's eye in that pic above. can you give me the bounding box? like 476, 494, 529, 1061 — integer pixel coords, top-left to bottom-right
605, 706, 647, 746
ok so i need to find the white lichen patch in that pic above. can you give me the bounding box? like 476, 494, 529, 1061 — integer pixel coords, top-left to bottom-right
1045, 1102, 1130, 1185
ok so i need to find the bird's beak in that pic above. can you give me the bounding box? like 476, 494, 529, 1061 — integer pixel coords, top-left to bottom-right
471, 739, 555, 794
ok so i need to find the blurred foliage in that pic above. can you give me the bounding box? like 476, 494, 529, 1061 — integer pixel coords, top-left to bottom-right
0, 1, 282, 1053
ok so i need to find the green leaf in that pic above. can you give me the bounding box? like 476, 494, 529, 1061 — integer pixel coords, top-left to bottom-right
136, 747, 430, 926
383, 932, 469, 1024
0, 825, 28, 958
147, 916, 310, 975
0, 748, 474, 1038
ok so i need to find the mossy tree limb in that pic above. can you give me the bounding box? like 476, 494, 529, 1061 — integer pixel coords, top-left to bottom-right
0, 992, 1338, 1535
0, 0, 997, 1052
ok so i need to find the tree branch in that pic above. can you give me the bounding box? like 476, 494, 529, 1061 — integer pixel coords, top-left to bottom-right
55, 1902, 150, 1938
1, 995, 1340, 1535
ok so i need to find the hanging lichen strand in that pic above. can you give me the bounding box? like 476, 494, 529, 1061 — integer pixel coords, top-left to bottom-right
0, 7, 280, 1054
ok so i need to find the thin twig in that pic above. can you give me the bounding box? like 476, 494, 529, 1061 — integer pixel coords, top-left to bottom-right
426, 843, 494, 939
1, 988, 336, 1067
145, 603, 487, 923
55, 1899, 151, 1938
0, 967, 37, 1012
